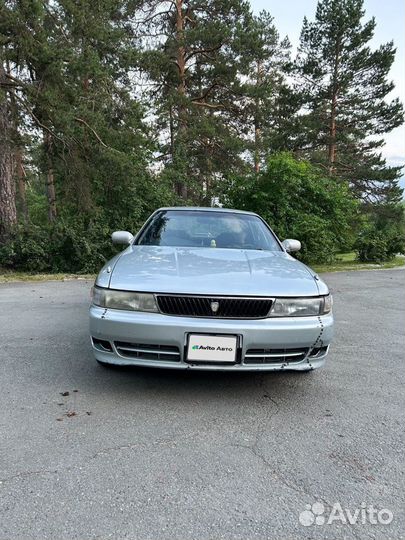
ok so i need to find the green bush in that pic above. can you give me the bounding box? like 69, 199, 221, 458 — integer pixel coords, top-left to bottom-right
291, 215, 337, 264
0, 226, 51, 272
355, 227, 404, 263
48, 222, 113, 273
0, 170, 176, 274
355, 232, 388, 263
355, 202, 405, 263
224, 152, 359, 264
0, 221, 119, 273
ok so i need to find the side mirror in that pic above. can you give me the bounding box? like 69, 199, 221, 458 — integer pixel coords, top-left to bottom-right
282, 239, 301, 253
111, 231, 134, 245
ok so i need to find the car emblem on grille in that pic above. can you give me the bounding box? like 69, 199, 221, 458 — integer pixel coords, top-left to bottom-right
210, 301, 220, 314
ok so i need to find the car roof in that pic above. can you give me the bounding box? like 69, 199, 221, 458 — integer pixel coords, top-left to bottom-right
155, 206, 258, 216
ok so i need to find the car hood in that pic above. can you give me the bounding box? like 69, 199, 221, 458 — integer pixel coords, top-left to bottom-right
98, 246, 325, 297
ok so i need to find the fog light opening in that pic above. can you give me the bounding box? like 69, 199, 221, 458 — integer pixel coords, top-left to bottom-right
309, 346, 328, 358
92, 337, 113, 352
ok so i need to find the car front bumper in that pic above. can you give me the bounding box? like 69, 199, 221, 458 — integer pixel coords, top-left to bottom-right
89, 305, 334, 371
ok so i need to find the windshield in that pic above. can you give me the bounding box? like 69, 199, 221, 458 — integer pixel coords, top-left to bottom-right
136, 210, 282, 251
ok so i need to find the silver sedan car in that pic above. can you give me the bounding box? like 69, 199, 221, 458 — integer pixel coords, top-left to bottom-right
89, 207, 333, 371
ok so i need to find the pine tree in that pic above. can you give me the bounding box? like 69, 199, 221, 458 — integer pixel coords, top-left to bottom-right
50, 0, 153, 223
236, 10, 290, 172
294, 0, 404, 202
1, 0, 153, 230
134, 0, 254, 201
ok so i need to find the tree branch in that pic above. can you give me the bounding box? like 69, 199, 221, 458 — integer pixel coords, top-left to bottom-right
74, 117, 108, 147
11, 91, 65, 145
192, 101, 227, 110
191, 83, 218, 102
185, 44, 222, 61
134, 9, 173, 25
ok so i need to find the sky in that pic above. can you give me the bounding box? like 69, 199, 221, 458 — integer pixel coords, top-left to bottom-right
250, 0, 405, 185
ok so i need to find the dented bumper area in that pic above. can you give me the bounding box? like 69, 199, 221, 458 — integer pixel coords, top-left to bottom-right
89, 305, 334, 371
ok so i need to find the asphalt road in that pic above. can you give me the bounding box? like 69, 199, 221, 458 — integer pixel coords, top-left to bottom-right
0, 269, 404, 540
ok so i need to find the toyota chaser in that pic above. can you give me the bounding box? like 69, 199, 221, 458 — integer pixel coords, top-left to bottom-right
89, 207, 333, 371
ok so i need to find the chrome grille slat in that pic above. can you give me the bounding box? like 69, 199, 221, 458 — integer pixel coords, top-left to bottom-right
244, 347, 309, 365
117, 346, 179, 355
156, 295, 273, 319
115, 341, 181, 362
245, 351, 304, 358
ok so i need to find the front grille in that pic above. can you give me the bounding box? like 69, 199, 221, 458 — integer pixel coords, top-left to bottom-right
244, 348, 309, 364
156, 295, 273, 318
114, 341, 181, 362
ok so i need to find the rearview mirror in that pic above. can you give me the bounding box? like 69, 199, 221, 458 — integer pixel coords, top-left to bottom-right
282, 239, 301, 253
111, 231, 134, 245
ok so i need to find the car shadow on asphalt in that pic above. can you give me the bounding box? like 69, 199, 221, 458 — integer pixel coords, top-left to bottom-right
78, 345, 316, 401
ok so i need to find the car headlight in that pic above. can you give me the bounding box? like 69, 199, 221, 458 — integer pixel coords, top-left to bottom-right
269, 294, 332, 317
92, 286, 158, 312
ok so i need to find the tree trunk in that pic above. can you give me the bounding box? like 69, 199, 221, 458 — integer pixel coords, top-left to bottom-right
328, 95, 337, 175
44, 131, 57, 222
254, 59, 263, 174
0, 64, 17, 243
174, 0, 188, 199
328, 40, 341, 175
176, 0, 186, 99
6, 67, 28, 225
15, 147, 28, 223
169, 103, 175, 160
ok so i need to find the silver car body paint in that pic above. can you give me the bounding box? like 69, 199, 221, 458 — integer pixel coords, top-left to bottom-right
89, 207, 334, 371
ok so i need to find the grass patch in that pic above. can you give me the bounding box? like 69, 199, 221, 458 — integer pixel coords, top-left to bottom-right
0, 269, 96, 283
313, 252, 405, 273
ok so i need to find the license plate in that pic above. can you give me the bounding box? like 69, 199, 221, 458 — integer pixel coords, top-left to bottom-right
187, 334, 237, 363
